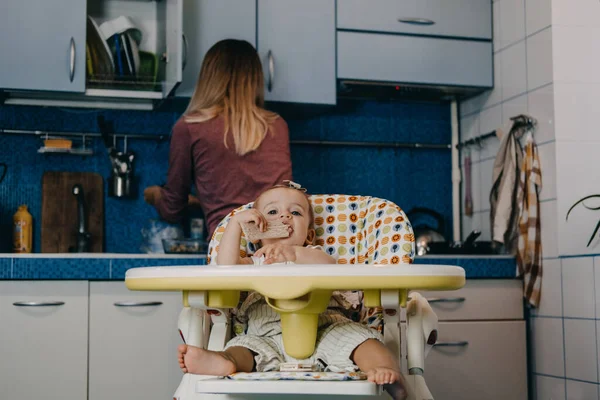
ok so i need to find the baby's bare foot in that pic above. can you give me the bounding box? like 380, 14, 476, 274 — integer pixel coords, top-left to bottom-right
177, 344, 237, 376
366, 367, 407, 400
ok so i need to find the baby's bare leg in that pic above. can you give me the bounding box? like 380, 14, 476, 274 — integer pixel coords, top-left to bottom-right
177, 344, 255, 375
351, 339, 407, 400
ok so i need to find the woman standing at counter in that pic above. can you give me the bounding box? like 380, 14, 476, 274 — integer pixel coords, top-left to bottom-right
144, 39, 293, 239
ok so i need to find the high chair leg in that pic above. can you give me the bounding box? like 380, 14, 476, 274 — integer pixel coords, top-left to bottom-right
178, 307, 210, 348
404, 292, 439, 400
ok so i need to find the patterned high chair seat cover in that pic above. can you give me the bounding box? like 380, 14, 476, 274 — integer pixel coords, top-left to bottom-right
207, 194, 415, 334
207, 194, 416, 333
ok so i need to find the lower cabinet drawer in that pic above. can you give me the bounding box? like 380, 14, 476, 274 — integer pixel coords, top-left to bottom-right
338, 31, 493, 89
426, 321, 527, 400
417, 279, 524, 321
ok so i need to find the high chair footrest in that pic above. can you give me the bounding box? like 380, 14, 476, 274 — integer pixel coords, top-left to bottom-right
195, 379, 382, 396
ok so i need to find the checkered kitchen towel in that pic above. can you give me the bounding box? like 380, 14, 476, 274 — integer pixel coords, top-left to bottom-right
516, 132, 543, 307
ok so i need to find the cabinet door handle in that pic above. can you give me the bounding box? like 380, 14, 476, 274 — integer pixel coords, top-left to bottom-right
69, 37, 76, 82
182, 33, 188, 71
13, 301, 65, 307
114, 301, 163, 307
267, 50, 274, 92
434, 341, 469, 347
397, 17, 436, 26
426, 297, 465, 303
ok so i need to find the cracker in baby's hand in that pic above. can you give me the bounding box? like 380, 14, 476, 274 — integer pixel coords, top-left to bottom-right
241, 221, 290, 243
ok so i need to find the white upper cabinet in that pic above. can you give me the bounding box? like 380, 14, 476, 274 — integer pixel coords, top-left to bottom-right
177, 0, 336, 105
0, 0, 87, 92
0, 0, 184, 108
258, 0, 336, 105
177, 0, 257, 97
337, 0, 492, 40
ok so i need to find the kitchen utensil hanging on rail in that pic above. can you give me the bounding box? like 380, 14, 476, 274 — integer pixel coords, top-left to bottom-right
464, 148, 473, 217
0, 162, 6, 184
97, 116, 136, 198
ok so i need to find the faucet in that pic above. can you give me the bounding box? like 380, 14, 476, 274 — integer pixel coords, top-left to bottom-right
70, 184, 92, 253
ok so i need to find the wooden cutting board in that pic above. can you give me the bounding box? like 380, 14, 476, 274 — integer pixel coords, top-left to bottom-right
41, 172, 104, 253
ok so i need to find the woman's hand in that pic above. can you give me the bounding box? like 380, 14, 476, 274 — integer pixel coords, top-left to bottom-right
188, 194, 202, 208
144, 186, 162, 206
144, 186, 202, 209
254, 244, 297, 264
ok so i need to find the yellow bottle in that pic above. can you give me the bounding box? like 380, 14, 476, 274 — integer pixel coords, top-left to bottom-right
13, 205, 33, 253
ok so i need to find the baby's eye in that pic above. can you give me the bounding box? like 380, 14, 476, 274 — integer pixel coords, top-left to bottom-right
267, 210, 277, 215
292, 211, 302, 216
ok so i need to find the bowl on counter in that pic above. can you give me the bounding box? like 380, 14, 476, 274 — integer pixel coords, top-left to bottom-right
162, 238, 207, 254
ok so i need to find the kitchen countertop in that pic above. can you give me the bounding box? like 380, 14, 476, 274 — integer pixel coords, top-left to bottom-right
0, 253, 516, 280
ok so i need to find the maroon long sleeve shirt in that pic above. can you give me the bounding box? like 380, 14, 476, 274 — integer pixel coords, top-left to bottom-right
156, 115, 293, 238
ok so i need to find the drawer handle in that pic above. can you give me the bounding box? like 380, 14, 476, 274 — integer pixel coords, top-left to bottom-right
13, 301, 65, 307
435, 341, 469, 347
426, 297, 465, 303
398, 17, 436, 26
182, 33, 188, 71
267, 50, 274, 92
114, 301, 163, 307
69, 37, 76, 82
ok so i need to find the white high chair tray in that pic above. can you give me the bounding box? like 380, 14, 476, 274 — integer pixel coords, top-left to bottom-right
125, 264, 465, 298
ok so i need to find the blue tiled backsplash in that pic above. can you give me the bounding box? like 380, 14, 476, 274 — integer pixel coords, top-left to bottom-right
0, 98, 451, 253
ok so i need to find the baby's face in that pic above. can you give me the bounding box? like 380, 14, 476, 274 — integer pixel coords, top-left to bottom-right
254, 188, 312, 247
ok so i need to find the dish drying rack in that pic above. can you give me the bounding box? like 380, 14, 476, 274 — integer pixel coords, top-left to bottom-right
0, 128, 166, 156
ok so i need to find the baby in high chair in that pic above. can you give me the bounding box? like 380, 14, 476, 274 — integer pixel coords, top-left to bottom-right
177, 182, 407, 399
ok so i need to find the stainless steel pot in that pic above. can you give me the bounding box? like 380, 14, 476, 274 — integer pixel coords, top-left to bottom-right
98, 116, 136, 198
407, 207, 447, 256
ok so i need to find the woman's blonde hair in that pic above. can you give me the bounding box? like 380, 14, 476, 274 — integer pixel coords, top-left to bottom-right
184, 39, 278, 156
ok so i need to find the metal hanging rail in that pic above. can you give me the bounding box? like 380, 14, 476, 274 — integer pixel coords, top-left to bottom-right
455, 130, 497, 150
0, 128, 167, 141
290, 140, 451, 150
456, 114, 536, 150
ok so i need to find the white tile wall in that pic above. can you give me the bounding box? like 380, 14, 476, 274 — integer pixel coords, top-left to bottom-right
526, 0, 552, 35
531, 317, 565, 377
553, 27, 600, 84
478, 158, 494, 213
459, 1, 600, 397
478, 105, 503, 160
527, 28, 554, 91
565, 380, 599, 400
564, 319, 598, 382
532, 258, 561, 317
556, 141, 600, 256
484, 53, 504, 108
535, 375, 565, 400
501, 92, 529, 131
460, 114, 480, 142
541, 200, 558, 259
553, 83, 600, 143
498, 0, 526, 50
595, 257, 600, 318
500, 41, 528, 100
479, 208, 491, 241
493, 1, 501, 52
527, 84, 555, 143
537, 142, 556, 201
552, 0, 600, 27
561, 257, 595, 319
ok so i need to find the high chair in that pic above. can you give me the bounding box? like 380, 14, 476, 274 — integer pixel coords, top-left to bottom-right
125, 194, 465, 400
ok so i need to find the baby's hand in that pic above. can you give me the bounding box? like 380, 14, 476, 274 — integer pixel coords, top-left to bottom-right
233, 209, 268, 232
254, 244, 297, 264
